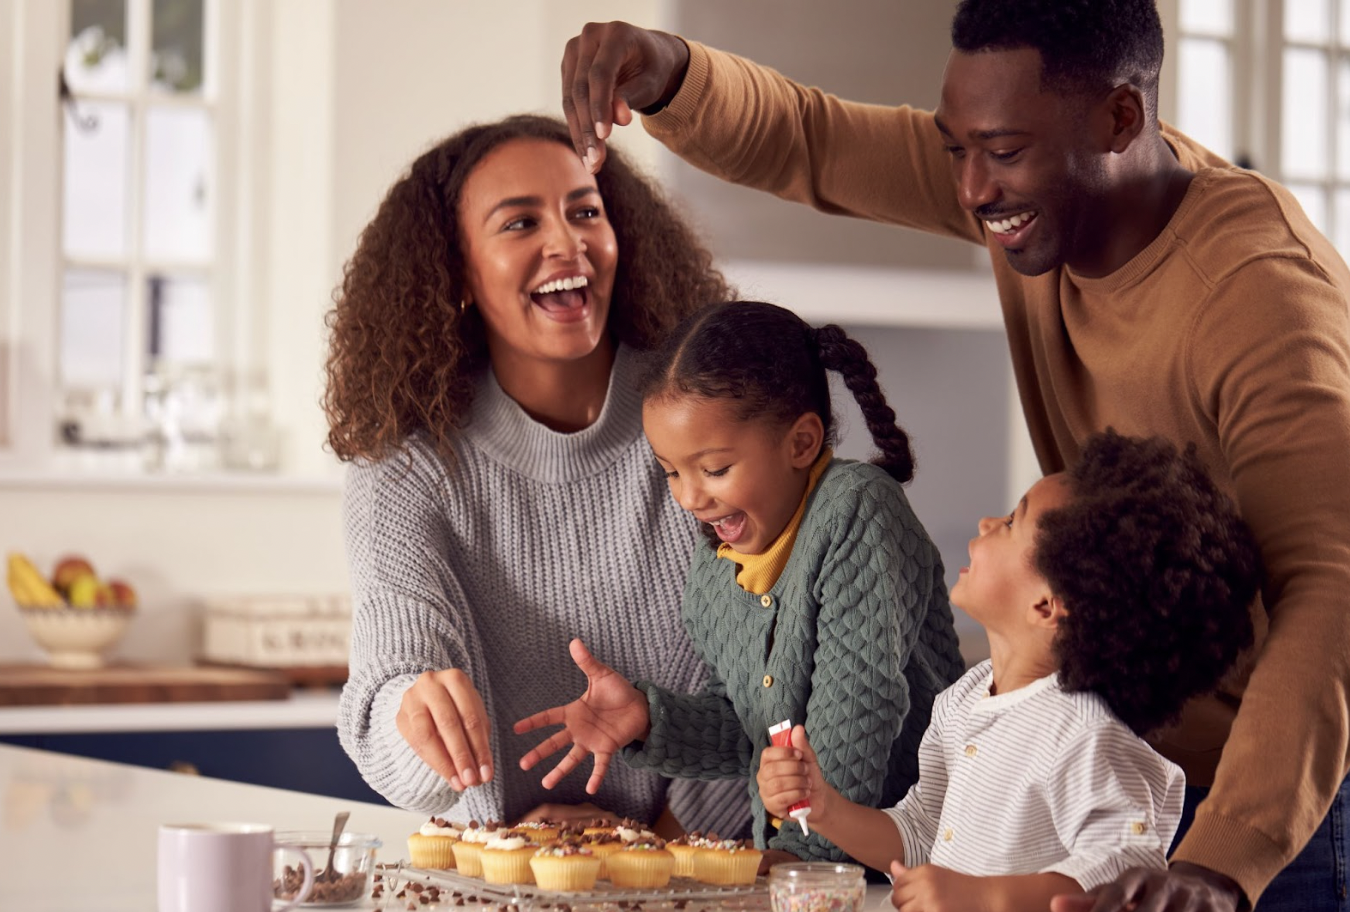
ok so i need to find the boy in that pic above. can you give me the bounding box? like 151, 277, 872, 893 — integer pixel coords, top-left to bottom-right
758, 430, 1261, 912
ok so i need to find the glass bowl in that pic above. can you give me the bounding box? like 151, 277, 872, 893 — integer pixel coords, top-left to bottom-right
19, 605, 134, 669
273, 831, 382, 907
768, 862, 866, 912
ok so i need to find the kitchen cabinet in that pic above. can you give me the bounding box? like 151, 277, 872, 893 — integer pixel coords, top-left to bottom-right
0, 691, 389, 804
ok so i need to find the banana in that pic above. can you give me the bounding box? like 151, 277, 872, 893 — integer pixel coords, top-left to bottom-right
7, 552, 64, 608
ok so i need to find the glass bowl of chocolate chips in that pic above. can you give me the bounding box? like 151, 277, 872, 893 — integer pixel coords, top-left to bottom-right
273, 831, 382, 907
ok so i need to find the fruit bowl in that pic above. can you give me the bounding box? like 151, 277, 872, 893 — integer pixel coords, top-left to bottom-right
19, 605, 134, 669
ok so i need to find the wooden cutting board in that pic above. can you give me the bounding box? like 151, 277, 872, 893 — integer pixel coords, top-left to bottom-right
0, 663, 291, 706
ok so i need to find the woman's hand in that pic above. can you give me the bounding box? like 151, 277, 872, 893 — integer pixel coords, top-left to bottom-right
396, 668, 493, 792
513, 638, 652, 794
757, 725, 833, 824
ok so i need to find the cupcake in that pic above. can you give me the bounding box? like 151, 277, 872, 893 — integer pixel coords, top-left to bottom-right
514, 820, 562, 844
667, 831, 715, 879
692, 838, 763, 885
579, 832, 624, 880
614, 819, 657, 843
407, 816, 462, 869
529, 841, 602, 891
451, 819, 504, 878
605, 837, 675, 888
581, 816, 617, 837
480, 830, 538, 884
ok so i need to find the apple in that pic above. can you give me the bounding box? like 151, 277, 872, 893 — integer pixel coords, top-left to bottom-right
52, 556, 96, 598
107, 578, 137, 609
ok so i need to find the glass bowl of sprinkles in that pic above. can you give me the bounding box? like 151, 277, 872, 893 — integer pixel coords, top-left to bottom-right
768, 862, 866, 912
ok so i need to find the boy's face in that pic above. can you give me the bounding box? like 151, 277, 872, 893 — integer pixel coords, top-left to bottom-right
951, 474, 1072, 628
642, 394, 819, 556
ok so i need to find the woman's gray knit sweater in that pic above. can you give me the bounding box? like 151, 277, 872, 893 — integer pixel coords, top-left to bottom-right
337, 346, 750, 835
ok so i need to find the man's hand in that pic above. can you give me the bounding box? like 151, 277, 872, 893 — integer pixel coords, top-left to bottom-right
560, 21, 690, 172
513, 638, 652, 794
397, 668, 493, 792
1050, 862, 1247, 912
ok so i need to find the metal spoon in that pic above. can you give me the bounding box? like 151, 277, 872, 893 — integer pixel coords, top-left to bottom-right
322, 810, 351, 881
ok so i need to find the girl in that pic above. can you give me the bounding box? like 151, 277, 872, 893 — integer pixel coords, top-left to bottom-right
515, 300, 966, 867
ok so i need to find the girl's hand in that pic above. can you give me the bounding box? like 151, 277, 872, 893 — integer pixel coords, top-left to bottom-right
513, 638, 652, 794
890, 861, 984, 912
756, 725, 834, 824
397, 668, 494, 792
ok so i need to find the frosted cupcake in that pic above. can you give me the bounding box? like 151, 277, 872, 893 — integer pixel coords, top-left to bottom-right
605, 837, 675, 888
579, 832, 624, 880
529, 841, 602, 891
667, 831, 716, 879
450, 819, 504, 878
581, 816, 618, 837
692, 838, 763, 885
514, 820, 562, 844
614, 819, 657, 843
407, 816, 462, 869
480, 830, 538, 885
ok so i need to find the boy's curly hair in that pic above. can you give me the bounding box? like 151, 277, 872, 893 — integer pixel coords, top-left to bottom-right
1035, 430, 1262, 736
323, 114, 731, 462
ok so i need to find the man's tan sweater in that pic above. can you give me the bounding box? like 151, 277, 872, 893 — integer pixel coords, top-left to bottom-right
643, 41, 1350, 904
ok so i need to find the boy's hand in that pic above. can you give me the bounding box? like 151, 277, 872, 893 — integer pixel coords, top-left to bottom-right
513, 638, 651, 794
756, 725, 835, 824
890, 860, 984, 912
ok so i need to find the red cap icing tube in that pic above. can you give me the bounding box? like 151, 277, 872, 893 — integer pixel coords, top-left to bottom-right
768, 719, 811, 835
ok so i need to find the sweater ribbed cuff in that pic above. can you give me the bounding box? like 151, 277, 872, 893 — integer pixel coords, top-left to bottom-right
643, 41, 711, 137
1170, 810, 1288, 908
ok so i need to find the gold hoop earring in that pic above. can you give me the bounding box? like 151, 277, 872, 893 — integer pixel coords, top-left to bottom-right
459, 299, 470, 315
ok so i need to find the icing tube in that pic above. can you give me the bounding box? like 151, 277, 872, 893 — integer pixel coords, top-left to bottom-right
768, 719, 811, 835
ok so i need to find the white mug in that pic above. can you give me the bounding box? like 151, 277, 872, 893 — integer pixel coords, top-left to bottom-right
158, 822, 313, 912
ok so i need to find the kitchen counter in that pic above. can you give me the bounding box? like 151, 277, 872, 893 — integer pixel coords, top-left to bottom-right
0, 743, 895, 911
0, 688, 341, 734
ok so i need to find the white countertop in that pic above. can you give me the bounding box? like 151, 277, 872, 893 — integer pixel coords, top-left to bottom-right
0, 689, 341, 734
0, 743, 895, 912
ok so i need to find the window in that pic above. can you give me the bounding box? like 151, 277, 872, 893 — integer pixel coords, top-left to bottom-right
59, 0, 227, 471
1174, 0, 1350, 255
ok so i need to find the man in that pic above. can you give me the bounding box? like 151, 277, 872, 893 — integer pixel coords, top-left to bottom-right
558, 2, 1350, 911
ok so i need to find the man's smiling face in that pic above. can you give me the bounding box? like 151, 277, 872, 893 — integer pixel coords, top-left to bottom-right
936, 46, 1114, 277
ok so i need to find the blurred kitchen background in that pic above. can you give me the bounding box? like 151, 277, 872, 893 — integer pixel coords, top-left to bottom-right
0, 0, 1339, 795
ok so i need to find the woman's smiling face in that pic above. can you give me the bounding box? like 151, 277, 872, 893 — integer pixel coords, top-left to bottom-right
457, 138, 619, 371
643, 394, 819, 556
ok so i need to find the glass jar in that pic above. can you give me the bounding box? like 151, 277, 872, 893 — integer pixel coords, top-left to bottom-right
768, 862, 866, 912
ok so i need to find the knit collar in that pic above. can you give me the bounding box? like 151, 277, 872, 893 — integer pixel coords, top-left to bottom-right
717, 448, 833, 594
1065, 167, 1216, 294
461, 343, 645, 483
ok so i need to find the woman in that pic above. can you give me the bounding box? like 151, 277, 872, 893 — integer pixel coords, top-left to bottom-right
325, 114, 749, 836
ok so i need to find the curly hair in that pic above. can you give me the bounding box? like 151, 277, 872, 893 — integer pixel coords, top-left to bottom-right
323, 114, 732, 462
1034, 430, 1262, 737
640, 300, 915, 481
951, 0, 1164, 117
